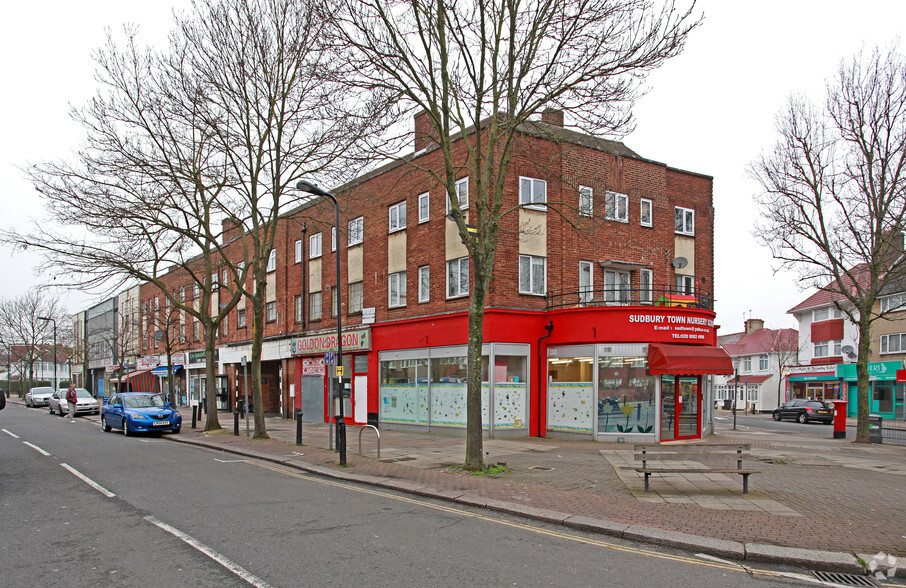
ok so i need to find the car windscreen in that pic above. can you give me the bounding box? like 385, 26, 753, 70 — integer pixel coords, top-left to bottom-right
75, 389, 94, 399
124, 395, 165, 409
805, 402, 828, 409
32, 388, 54, 394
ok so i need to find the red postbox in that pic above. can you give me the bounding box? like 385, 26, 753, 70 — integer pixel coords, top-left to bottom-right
831, 400, 848, 439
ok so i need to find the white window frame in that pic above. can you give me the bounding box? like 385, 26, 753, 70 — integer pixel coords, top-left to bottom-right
447, 177, 469, 212
759, 354, 768, 371
519, 255, 546, 296
604, 270, 630, 304
310, 233, 322, 259
348, 217, 364, 246
446, 257, 469, 298
237, 308, 246, 328
388, 271, 407, 308
266, 249, 277, 272
310, 292, 322, 321
640, 198, 652, 227
881, 333, 906, 354
813, 307, 829, 322
348, 281, 363, 314
579, 261, 593, 303
266, 301, 277, 322
579, 186, 593, 217
294, 295, 302, 323
331, 227, 337, 252
389, 201, 407, 232
640, 268, 653, 304
674, 206, 694, 236
814, 340, 829, 358
743, 356, 752, 372
294, 240, 302, 263
881, 293, 906, 313
675, 275, 694, 295
418, 192, 430, 223
519, 176, 547, 210
418, 265, 430, 303
604, 191, 628, 222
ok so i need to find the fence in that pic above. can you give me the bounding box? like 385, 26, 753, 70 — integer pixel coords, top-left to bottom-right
881, 417, 906, 444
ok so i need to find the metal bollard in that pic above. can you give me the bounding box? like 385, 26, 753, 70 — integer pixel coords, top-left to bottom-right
234, 411, 240, 436
295, 410, 303, 446
191, 406, 197, 429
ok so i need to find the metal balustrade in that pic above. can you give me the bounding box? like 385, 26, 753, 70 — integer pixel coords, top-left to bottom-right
546, 285, 713, 311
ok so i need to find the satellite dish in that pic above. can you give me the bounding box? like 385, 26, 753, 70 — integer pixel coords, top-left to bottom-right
671, 257, 688, 269
841, 345, 854, 354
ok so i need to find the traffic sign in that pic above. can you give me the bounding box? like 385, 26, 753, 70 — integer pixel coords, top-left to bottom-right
324, 351, 335, 365
335, 366, 344, 377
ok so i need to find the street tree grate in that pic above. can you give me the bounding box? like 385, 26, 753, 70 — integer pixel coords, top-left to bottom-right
812, 571, 879, 587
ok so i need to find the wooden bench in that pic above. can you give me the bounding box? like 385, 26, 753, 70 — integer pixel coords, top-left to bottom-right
632, 444, 760, 494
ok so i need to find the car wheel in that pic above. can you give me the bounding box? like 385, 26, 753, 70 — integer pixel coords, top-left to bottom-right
772, 412, 781, 421
103, 420, 111, 432
49, 405, 54, 414
122, 419, 129, 436
26, 399, 31, 407
172, 428, 180, 435
798, 413, 808, 424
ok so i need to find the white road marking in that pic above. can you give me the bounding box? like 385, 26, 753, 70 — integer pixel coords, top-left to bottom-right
144, 515, 273, 588
23, 442, 51, 456
2, 429, 20, 439
60, 464, 116, 498
214, 458, 248, 463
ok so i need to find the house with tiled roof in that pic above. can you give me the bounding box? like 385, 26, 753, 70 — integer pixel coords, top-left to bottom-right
715, 319, 798, 413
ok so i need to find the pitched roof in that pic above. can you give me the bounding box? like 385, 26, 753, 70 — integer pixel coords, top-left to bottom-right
786, 264, 870, 314
720, 328, 798, 357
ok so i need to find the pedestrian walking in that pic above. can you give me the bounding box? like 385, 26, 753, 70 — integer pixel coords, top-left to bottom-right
65, 384, 78, 422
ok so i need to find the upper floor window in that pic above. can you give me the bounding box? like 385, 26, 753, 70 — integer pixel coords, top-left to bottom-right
266, 301, 277, 323
447, 257, 469, 298
389, 271, 407, 308
294, 240, 302, 263
640, 198, 652, 227
814, 339, 842, 358
389, 201, 407, 232
604, 270, 630, 304
154, 297, 160, 311
759, 354, 768, 371
266, 249, 277, 272
348, 282, 363, 314
447, 177, 469, 212
519, 177, 546, 209
578, 186, 593, 217
743, 356, 752, 371
519, 254, 546, 295
310, 233, 322, 259
193, 283, 200, 298
640, 268, 653, 304
579, 261, 593, 303
674, 206, 694, 236
237, 308, 246, 328
604, 191, 628, 222
813, 306, 843, 322
881, 333, 906, 354
331, 227, 337, 252
310, 292, 322, 321
880, 293, 906, 313
294, 295, 302, 323
348, 217, 364, 246
418, 192, 430, 223
675, 275, 694, 295
418, 265, 430, 303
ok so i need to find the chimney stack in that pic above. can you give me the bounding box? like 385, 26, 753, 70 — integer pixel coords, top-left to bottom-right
744, 318, 764, 334
541, 108, 564, 127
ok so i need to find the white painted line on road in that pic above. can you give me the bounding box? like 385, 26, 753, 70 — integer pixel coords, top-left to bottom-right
60, 463, 116, 498
23, 442, 51, 456
214, 458, 248, 463
144, 516, 272, 588
2, 429, 20, 438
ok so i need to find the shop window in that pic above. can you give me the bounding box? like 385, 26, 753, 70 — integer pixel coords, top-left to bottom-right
389, 271, 407, 308
447, 257, 469, 298
348, 281, 363, 314
874, 385, 894, 413
674, 206, 694, 236
547, 356, 594, 433
418, 191, 430, 223
579, 185, 593, 217
310, 233, 322, 259
640, 198, 652, 227
380, 358, 429, 425
519, 176, 546, 209
310, 291, 322, 321
598, 355, 655, 434
389, 200, 407, 232
431, 356, 468, 427
519, 255, 546, 295
354, 355, 368, 373
604, 191, 628, 222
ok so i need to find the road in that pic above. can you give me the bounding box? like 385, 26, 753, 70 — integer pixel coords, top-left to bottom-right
714, 411, 848, 437
2, 402, 829, 587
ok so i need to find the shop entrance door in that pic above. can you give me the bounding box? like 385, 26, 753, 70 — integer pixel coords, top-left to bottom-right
660, 375, 702, 441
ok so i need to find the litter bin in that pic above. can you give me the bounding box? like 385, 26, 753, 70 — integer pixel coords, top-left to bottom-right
868, 414, 883, 444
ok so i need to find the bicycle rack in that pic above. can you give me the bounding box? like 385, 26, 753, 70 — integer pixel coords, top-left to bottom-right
358, 424, 380, 458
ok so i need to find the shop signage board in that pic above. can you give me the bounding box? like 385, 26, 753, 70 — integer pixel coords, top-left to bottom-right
625, 312, 714, 342
837, 361, 902, 382
137, 356, 160, 370
291, 328, 371, 355
302, 357, 326, 376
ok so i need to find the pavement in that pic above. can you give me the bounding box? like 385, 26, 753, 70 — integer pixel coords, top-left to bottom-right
12, 396, 906, 578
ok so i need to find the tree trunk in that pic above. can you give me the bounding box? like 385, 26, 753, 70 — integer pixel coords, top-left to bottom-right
464, 266, 488, 471
203, 322, 221, 431
250, 276, 269, 439
854, 317, 872, 443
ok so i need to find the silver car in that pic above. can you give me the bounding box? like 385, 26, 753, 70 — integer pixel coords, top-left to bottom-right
25, 386, 56, 408
48, 388, 100, 416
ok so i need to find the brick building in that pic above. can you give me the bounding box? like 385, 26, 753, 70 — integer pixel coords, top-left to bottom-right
133, 110, 732, 442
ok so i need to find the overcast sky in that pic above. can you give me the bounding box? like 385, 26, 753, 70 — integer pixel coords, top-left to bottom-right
2, 1, 905, 334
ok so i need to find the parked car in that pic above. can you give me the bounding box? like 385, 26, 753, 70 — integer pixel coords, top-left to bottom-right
25, 386, 55, 408
48, 388, 100, 416
772, 399, 834, 424
102, 393, 181, 436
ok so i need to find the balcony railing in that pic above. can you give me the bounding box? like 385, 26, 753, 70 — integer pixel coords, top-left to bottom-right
546, 285, 714, 311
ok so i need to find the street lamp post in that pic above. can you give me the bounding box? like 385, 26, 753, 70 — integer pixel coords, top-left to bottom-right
38, 317, 57, 392
296, 180, 346, 465
732, 358, 739, 430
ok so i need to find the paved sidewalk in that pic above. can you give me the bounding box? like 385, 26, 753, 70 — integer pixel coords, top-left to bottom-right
155, 408, 906, 576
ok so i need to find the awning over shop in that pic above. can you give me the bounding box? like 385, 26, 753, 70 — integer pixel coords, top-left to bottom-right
727, 375, 770, 385
150, 365, 183, 377
647, 343, 734, 375
117, 369, 157, 393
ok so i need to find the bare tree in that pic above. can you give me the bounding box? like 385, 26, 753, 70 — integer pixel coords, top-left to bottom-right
0, 290, 68, 396
323, 0, 699, 469
751, 46, 906, 442
766, 329, 800, 408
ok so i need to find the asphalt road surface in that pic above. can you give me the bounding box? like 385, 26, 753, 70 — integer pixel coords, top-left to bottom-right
2, 403, 831, 587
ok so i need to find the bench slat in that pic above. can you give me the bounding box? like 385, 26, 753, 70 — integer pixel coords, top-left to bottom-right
630, 443, 758, 494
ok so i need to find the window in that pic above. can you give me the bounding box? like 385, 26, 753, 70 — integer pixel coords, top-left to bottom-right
193, 284, 200, 298
180, 287, 186, 302
310, 292, 322, 321
266, 301, 277, 322
221, 318, 227, 337
447, 257, 469, 298
221, 269, 228, 288
519, 255, 546, 295
389, 201, 407, 232
675, 275, 694, 295
389, 271, 407, 308
211, 272, 218, 291
743, 356, 752, 371
193, 321, 200, 341
294, 240, 302, 263
418, 265, 430, 303
519, 177, 546, 209
604, 191, 628, 222
881, 333, 906, 353
813, 339, 841, 357
604, 270, 630, 304
349, 282, 363, 314
331, 288, 338, 317
180, 324, 186, 340
881, 293, 906, 313
264, 249, 276, 272
237, 309, 246, 328
640, 268, 653, 304
674, 206, 694, 235
141, 302, 147, 315
759, 354, 768, 371
331, 227, 337, 252
448, 177, 469, 212
154, 297, 160, 311
579, 186, 593, 217
814, 341, 828, 357
640, 198, 652, 227
310, 233, 322, 259
348, 217, 363, 246
579, 261, 593, 303
294, 295, 302, 323
418, 192, 430, 223
813, 307, 829, 322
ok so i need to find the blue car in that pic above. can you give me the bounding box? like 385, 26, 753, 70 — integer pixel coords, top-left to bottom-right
102, 392, 182, 435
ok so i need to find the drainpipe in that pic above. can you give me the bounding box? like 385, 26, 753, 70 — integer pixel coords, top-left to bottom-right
537, 321, 554, 437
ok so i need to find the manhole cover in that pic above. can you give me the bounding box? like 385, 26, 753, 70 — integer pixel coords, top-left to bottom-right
529, 466, 553, 471
812, 571, 879, 587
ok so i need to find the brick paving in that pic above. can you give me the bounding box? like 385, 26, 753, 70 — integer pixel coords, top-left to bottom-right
169, 411, 906, 559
